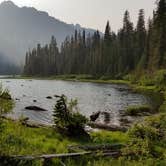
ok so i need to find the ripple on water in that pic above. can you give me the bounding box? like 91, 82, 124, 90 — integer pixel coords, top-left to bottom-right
0, 78, 152, 126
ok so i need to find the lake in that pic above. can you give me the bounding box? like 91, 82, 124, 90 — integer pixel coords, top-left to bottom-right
0, 78, 152, 126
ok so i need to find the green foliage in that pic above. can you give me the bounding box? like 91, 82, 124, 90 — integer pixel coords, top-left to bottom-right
0, 99, 13, 115
0, 84, 12, 100
0, 120, 72, 156
123, 113, 166, 159
53, 95, 88, 135
154, 70, 166, 88
91, 131, 129, 144
139, 75, 155, 86
125, 105, 152, 116
128, 124, 159, 141
0, 85, 13, 132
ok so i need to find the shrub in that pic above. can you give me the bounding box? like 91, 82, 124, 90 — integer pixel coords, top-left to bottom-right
53, 95, 88, 136
139, 75, 155, 86
154, 70, 166, 88
0, 84, 12, 100
128, 124, 159, 141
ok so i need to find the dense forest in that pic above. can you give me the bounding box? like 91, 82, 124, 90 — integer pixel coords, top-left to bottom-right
24, 0, 166, 78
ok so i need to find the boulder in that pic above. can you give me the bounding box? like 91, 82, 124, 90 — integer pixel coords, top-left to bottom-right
90, 111, 101, 122
46, 96, 53, 99
25, 106, 47, 111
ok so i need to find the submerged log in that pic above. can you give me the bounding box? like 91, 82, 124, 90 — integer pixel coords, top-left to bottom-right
25, 106, 47, 112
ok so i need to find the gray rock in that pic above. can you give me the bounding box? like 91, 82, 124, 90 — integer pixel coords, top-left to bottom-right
25, 106, 47, 111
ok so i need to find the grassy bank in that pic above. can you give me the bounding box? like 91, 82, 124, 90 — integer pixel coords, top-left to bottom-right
1, 116, 166, 166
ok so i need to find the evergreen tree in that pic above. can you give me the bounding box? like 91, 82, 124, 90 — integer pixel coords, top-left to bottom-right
23, 1, 166, 79
135, 9, 146, 68
155, 0, 166, 67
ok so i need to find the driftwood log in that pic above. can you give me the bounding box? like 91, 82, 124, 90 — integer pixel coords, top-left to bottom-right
9, 151, 121, 161
5, 143, 124, 162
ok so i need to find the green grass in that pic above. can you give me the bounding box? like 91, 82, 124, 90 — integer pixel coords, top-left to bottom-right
125, 105, 152, 116
0, 120, 75, 155
91, 130, 128, 144
0, 119, 128, 156
2, 118, 166, 165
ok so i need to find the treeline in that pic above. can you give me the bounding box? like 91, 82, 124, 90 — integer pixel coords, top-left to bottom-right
24, 0, 166, 78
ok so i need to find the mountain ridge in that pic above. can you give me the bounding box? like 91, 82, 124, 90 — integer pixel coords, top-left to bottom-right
0, 1, 100, 72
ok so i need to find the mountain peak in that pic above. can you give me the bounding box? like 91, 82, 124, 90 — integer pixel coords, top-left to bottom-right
0, 1, 17, 8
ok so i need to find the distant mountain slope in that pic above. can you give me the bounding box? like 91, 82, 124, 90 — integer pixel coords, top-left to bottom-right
0, 1, 100, 67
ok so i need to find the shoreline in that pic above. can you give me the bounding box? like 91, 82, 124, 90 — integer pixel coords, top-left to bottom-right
1, 75, 164, 131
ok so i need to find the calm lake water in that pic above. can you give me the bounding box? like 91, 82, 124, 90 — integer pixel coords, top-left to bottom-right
0, 78, 152, 125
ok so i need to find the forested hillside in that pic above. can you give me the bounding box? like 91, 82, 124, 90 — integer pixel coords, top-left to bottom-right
0, 1, 98, 73
24, 0, 166, 77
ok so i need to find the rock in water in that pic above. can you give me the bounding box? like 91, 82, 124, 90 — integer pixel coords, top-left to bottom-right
25, 106, 47, 111
90, 111, 101, 122
46, 96, 53, 99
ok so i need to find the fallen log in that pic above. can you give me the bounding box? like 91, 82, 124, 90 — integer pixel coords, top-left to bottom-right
9, 151, 121, 161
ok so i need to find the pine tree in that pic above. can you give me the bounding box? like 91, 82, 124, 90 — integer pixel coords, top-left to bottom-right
135, 9, 146, 68
120, 10, 134, 73
155, 0, 166, 67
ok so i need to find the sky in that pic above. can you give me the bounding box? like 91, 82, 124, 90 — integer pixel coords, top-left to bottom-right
1, 0, 156, 32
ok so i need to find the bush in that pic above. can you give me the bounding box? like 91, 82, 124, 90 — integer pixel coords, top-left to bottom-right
0, 85, 13, 132
125, 105, 152, 116
123, 113, 166, 159
154, 70, 166, 88
0, 84, 12, 100
128, 124, 159, 141
139, 75, 155, 86
53, 95, 88, 136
